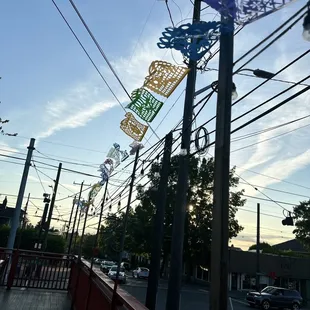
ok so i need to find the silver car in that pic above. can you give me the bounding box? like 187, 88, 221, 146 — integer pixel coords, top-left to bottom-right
108, 265, 127, 284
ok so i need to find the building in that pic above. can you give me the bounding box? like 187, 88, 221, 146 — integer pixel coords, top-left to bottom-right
192, 244, 310, 302
0, 205, 24, 226
272, 239, 309, 254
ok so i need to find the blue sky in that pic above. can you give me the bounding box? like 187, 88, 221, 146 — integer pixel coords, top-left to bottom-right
0, 0, 310, 249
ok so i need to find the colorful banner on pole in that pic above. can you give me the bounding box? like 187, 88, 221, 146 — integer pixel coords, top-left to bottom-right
201, 0, 295, 25
118, 60, 189, 142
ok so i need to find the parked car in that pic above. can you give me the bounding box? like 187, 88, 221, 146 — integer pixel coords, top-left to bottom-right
246, 286, 303, 309
121, 262, 131, 271
108, 266, 127, 284
132, 267, 149, 279
93, 258, 103, 265
100, 261, 115, 274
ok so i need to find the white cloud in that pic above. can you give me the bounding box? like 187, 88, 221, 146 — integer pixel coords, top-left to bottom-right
0, 142, 19, 155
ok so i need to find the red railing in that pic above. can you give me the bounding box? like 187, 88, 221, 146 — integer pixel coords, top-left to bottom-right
69, 258, 148, 310
0, 247, 148, 310
0, 248, 72, 290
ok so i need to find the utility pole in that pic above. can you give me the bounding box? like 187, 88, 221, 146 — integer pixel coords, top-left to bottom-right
68, 181, 91, 254
42, 163, 62, 250
7, 138, 35, 250
17, 193, 30, 249
85, 181, 109, 310
165, 1, 200, 309
37, 194, 51, 249
256, 203, 260, 291
111, 148, 140, 310
66, 196, 76, 241
78, 201, 90, 260
209, 6, 234, 310
145, 132, 173, 310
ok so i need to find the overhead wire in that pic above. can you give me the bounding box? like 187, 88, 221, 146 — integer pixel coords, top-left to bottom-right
67, 0, 160, 141
236, 166, 310, 191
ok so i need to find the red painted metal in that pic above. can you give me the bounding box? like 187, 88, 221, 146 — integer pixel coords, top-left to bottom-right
69, 259, 148, 310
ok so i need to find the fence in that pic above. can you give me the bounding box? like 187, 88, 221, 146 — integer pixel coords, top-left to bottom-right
0, 248, 72, 290
0, 248, 148, 310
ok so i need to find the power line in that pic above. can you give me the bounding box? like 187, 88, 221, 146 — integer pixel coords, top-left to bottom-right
206, 67, 310, 87
239, 182, 310, 199
236, 166, 310, 191
165, 0, 175, 27
236, 173, 290, 212
242, 195, 296, 207
67, 0, 161, 141
231, 122, 310, 153
50, 0, 125, 111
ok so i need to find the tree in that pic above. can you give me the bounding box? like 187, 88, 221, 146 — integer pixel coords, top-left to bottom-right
0, 225, 65, 253
81, 234, 97, 258
0, 118, 18, 136
128, 156, 245, 273
249, 242, 272, 251
293, 200, 310, 249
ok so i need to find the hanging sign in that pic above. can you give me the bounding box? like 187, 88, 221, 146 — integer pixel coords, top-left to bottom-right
129, 141, 144, 155
158, 22, 223, 61
202, 0, 295, 25
88, 182, 103, 205
127, 88, 164, 122
144, 61, 190, 98
120, 112, 148, 141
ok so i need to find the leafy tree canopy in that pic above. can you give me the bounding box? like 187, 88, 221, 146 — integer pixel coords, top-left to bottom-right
99, 156, 245, 267
293, 200, 310, 249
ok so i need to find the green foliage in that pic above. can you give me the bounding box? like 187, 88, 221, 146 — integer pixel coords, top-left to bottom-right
0, 225, 65, 253
81, 234, 97, 258
99, 156, 245, 267
293, 200, 310, 249
249, 242, 272, 251
45, 234, 65, 253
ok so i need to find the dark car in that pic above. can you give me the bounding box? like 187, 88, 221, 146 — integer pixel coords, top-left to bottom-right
246, 286, 303, 309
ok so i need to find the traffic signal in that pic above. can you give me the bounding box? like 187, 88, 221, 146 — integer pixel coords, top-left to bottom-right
282, 212, 294, 226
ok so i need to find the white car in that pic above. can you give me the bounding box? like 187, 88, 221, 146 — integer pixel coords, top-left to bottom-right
108, 265, 127, 284
132, 267, 149, 279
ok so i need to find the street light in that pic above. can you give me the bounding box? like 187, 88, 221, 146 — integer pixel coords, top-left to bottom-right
194, 68, 275, 97
302, 9, 310, 42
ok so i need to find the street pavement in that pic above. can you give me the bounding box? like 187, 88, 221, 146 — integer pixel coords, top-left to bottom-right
121, 276, 251, 310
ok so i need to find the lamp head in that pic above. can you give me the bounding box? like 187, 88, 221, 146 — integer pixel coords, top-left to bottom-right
303, 12, 310, 42
232, 82, 238, 101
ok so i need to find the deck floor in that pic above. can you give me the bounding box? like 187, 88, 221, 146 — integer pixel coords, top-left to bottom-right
0, 288, 70, 310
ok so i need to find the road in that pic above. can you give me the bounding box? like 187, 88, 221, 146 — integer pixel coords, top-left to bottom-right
121, 276, 250, 310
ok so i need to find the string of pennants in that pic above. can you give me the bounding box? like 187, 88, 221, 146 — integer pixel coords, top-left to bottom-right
77, 143, 129, 212
119, 60, 190, 141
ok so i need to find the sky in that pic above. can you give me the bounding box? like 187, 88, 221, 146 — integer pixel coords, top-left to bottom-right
0, 0, 310, 250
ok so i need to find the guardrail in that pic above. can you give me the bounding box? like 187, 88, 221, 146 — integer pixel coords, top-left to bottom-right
0, 248, 72, 290
69, 258, 148, 310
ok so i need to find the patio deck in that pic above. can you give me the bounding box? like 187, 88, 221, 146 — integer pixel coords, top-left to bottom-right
0, 288, 70, 310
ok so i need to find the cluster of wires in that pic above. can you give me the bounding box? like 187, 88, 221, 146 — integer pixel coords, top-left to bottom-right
1, 3, 310, 235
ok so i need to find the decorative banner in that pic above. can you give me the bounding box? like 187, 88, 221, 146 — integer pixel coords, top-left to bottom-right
104, 159, 114, 174
120, 150, 129, 162
202, 0, 295, 25
78, 199, 89, 213
98, 165, 109, 184
120, 112, 148, 142
127, 88, 164, 122
144, 61, 190, 98
157, 22, 223, 61
129, 141, 144, 155
88, 182, 103, 205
